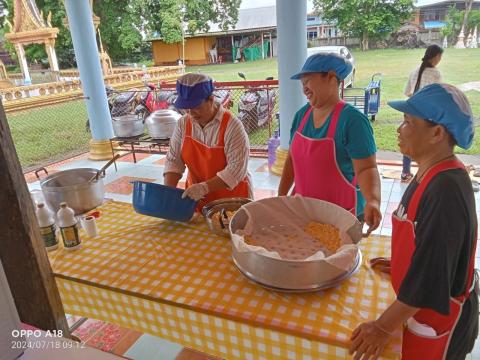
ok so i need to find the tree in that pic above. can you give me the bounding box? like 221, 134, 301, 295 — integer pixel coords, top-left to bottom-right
313, 0, 414, 51
441, 6, 464, 45
2, 0, 242, 66
442, 6, 480, 46
93, 0, 146, 62
34, 0, 74, 67
133, 0, 241, 44
467, 9, 480, 32
455, 0, 474, 48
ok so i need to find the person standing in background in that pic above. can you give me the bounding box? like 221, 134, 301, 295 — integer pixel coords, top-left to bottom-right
401, 45, 443, 182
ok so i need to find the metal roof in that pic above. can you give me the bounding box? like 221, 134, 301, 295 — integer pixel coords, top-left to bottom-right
208, 6, 277, 33
415, 0, 480, 8
148, 5, 332, 40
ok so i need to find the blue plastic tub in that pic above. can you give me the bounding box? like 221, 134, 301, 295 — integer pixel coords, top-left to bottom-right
132, 181, 197, 222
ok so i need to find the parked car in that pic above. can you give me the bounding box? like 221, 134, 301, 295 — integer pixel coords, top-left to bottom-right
306, 46, 356, 88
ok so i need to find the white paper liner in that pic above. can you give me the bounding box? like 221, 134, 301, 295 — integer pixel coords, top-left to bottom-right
231, 196, 361, 272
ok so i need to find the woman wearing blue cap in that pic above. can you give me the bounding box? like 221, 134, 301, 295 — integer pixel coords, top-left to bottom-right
350, 84, 478, 360
278, 52, 381, 234
163, 73, 252, 210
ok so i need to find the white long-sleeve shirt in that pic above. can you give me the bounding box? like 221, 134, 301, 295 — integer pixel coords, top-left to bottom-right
404, 67, 442, 96
164, 105, 251, 191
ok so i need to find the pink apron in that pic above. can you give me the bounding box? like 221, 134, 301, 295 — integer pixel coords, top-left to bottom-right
290, 101, 357, 215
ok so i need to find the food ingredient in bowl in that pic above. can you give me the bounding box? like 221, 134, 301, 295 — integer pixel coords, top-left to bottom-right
305, 222, 341, 253
242, 222, 341, 260
211, 209, 235, 231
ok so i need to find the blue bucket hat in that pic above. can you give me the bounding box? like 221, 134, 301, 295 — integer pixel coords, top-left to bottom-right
388, 83, 474, 149
174, 73, 214, 109
291, 52, 353, 80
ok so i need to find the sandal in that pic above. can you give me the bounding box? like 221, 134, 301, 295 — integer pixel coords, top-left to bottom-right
400, 173, 414, 183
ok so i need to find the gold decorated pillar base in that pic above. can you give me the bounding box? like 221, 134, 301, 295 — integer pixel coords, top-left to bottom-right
270, 147, 289, 176
89, 139, 114, 160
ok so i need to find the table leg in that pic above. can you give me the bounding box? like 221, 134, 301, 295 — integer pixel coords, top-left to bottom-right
131, 143, 136, 163
110, 140, 118, 171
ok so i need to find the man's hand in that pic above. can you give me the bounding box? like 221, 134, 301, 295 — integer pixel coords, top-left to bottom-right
182, 182, 209, 201
349, 321, 391, 360
363, 201, 382, 236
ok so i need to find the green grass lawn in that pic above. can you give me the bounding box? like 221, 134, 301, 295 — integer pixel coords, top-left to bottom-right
6, 48, 480, 170
7, 100, 90, 169
187, 48, 480, 154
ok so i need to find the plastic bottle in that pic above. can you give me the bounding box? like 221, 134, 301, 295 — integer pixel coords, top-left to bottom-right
268, 129, 280, 170
35, 203, 58, 251
56, 202, 81, 250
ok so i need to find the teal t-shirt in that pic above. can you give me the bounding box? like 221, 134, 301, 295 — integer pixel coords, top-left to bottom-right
289, 102, 377, 215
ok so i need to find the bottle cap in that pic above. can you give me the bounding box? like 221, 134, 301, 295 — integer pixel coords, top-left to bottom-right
37, 203, 45, 208
60, 202, 67, 208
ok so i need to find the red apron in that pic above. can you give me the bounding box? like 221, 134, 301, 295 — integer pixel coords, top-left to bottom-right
290, 101, 357, 215
391, 159, 476, 360
181, 111, 250, 211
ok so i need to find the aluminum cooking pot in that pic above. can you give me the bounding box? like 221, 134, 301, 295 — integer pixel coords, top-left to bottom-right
145, 109, 181, 139
37, 154, 122, 215
112, 114, 144, 138
39, 168, 105, 215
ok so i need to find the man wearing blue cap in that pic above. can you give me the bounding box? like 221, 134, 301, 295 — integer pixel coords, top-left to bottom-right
163, 73, 251, 210
278, 52, 381, 234
350, 84, 478, 360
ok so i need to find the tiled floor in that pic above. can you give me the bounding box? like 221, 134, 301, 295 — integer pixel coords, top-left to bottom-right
28, 153, 480, 359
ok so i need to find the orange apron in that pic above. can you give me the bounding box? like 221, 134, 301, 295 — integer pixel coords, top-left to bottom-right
181, 111, 250, 211
391, 159, 477, 359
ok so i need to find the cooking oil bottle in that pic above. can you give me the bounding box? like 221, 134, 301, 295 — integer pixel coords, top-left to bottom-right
35, 203, 58, 251
56, 202, 81, 250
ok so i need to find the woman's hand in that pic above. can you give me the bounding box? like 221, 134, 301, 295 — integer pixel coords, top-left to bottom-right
278, 152, 294, 196
182, 182, 209, 201
349, 321, 391, 360
352, 156, 382, 235
363, 201, 382, 236
369, 257, 391, 274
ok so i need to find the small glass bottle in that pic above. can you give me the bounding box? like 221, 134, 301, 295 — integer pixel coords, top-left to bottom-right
56, 202, 81, 250
35, 203, 58, 251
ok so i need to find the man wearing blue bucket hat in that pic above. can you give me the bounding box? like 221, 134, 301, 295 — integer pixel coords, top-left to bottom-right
164, 73, 252, 210
278, 52, 381, 234
351, 84, 478, 360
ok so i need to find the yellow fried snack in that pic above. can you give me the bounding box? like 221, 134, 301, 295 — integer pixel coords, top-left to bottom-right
305, 222, 341, 252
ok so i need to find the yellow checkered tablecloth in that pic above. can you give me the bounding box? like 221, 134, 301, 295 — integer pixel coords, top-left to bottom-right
49, 200, 401, 359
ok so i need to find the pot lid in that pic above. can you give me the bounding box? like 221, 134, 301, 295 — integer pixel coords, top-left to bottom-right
113, 114, 142, 122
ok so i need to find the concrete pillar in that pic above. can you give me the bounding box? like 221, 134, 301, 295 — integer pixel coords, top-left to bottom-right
64, 0, 114, 159
271, 0, 307, 175
45, 41, 59, 72
15, 44, 31, 85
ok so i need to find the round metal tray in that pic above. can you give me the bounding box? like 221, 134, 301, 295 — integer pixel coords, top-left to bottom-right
202, 198, 251, 237
232, 249, 362, 293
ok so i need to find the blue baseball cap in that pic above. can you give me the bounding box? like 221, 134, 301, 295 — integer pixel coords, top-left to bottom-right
291, 52, 353, 80
388, 84, 474, 149
174, 73, 214, 109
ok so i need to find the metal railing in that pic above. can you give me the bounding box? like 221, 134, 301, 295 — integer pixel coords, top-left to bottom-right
5, 79, 279, 172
